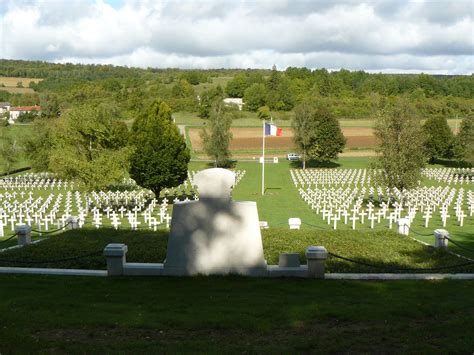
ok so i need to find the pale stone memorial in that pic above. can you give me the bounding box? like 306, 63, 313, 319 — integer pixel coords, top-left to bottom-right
164, 168, 267, 276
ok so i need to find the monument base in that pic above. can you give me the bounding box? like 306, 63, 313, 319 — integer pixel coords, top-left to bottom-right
164, 199, 267, 276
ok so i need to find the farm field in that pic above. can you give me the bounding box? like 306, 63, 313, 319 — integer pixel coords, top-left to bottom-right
189, 126, 377, 152
174, 111, 462, 129
0, 76, 42, 94
186, 118, 462, 158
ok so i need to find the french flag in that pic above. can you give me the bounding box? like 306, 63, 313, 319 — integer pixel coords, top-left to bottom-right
264, 122, 283, 136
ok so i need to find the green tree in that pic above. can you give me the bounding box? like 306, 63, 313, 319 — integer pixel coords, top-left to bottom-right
198, 85, 224, 118
423, 116, 455, 161
373, 100, 426, 189
243, 83, 267, 111
0, 128, 19, 174
267, 64, 281, 91
292, 103, 316, 169
454, 115, 474, 165
25, 106, 130, 190
24, 117, 54, 171
313, 68, 330, 97
292, 103, 346, 168
225, 73, 248, 98
200, 101, 233, 167
129, 99, 190, 198
41, 94, 61, 118
257, 106, 271, 120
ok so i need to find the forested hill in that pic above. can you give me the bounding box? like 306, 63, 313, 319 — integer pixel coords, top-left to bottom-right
0, 59, 472, 120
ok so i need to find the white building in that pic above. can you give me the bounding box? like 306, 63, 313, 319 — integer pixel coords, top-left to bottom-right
0, 102, 10, 114
8, 105, 41, 123
223, 98, 244, 111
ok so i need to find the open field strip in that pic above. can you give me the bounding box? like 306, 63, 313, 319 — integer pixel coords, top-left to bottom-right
188, 127, 377, 153
174, 111, 462, 128
0, 76, 42, 94
0, 77, 43, 86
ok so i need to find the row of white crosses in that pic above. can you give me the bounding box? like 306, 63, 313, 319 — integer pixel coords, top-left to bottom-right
0, 170, 247, 236
291, 168, 374, 188
421, 168, 474, 185
0, 173, 75, 191
292, 168, 473, 231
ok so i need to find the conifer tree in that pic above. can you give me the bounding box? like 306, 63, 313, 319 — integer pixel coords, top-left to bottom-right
129, 99, 190, 197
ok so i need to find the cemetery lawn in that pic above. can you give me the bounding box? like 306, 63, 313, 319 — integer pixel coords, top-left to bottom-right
0, 228, 473, 272
0, 275, 474, 353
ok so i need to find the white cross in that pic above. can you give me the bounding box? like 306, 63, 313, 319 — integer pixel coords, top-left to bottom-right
423, 209, 432, 228
332, 215, 340, 230
164, 214, 172, 229
388, 213, 396, 229
349, 214, 359, 230
458, 211, 467, 227
368, 214, 377, 229
118, 206, 127, 218
130, 219, 140, 230
149, 217, 160, 231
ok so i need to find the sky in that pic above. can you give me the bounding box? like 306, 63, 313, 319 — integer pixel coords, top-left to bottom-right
0, 0, 473, 74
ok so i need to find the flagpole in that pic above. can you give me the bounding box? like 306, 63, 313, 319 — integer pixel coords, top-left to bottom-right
262, 120, 265, 195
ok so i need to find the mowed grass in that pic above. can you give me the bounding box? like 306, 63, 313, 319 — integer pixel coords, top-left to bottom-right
1, 228, 471, 272
226, 160, 474, 249
1, 275, 474, 353
0, 163, 473, 353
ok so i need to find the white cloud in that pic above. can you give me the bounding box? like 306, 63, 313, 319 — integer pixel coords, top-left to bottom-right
1, 0, 473, 74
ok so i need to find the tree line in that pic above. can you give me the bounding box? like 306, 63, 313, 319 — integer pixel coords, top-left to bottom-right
0, 59, 472, 123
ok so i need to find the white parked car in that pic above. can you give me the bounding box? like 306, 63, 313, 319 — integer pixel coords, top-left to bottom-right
287, 153, 300, 161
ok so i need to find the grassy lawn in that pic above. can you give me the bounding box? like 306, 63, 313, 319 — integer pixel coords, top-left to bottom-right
0, 275, 473, 353
1, 228, 472, 272
0, 146, 473, 353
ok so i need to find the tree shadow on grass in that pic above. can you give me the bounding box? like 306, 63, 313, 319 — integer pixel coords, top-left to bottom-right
326, 246, 474, 274
429, 158, 472, 168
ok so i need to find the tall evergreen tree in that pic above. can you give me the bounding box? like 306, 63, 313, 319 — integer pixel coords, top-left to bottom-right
129, 99, 190, 198
423, 116, 455, 161
200, 101, 233, 167
373, 100, 426, 189
454, 115, 474, 165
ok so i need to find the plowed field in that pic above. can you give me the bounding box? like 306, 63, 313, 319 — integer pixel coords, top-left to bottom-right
188, 127, 376, 151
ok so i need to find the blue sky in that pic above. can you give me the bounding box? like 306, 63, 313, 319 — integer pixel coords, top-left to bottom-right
104, 0, 123, 9
0, 0, 472, 73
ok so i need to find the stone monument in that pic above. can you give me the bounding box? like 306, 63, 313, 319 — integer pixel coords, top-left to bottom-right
164, 168, 267, 276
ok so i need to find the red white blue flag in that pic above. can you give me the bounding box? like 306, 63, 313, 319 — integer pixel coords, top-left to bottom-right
264, 122, 282, 136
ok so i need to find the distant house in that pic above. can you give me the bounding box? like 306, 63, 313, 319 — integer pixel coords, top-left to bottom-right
8, 105, 41, 123
223, 98, 243, 111
0, 102, 11, 114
